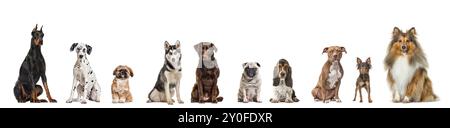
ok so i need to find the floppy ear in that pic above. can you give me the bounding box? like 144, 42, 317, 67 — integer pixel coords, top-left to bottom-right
164, 41, 170, 50
126, 66, 134, 77
33, 24, 38, 31
256, 62, 261, 67
340, 47, 347, 54
286, 66, 293, 87
70, 43, 78, 52
408, 27, 416, 35
393, 27, 401, 36
113, 66, 118, 76
194, 42, 202, 55
242, 62, 247, 68
175, 40, 181, 49
86, 44, 92, 55
322, 47, 328, 54
210, 43, 217, 52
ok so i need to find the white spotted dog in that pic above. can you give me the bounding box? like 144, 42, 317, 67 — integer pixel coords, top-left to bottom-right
66, 43, 101, 104
147, 40, 183, 105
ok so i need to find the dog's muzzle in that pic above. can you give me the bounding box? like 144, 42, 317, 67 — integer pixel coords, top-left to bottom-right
246, 68, 257, 78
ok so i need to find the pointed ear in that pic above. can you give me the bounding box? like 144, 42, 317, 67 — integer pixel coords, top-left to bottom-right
210, 43, 217, 52
408, 27, 416, 35
393, 27, 401, 36
164, 41, 170, 50
32, 24, 38, 32
357, 57, 362, 64
86, 44, 92, 55
70, 43, 78, 52
322, 47, 328, 54
126, 66, 134, 77
340, 47, 347, 54
366, 57, 371, 64
40, 25, 43, 32
175, 40, 180, 49
256, 62, 261, 67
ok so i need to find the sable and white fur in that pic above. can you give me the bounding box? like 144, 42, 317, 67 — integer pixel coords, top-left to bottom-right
270, 59, 299, 103
384, 27, 437, 103
67, 43, 101, 104
147, 41, 183, 105
238, 62, 262, 103
111, 65, 134, 103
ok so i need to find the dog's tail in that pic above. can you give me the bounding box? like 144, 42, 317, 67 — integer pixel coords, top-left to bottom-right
292, 90, 300, 102
217, 96, 223, 102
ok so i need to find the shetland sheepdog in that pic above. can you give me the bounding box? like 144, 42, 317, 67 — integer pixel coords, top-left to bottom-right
384, 27, 437, 103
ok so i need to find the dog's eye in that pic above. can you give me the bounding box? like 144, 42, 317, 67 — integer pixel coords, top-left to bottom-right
83, 49, 86, 52
406, 39, 410, 42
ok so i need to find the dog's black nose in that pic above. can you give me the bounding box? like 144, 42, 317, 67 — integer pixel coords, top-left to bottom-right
333, 55, 338, 58
401, 45, 407, 50
79, 55, 84, 58
280, 72, 286, 77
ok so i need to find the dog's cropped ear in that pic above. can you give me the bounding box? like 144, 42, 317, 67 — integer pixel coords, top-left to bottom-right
393, 27, 401, 36
33, 24, 38, 32
340, 47, 347, 54
322, 47, 329, 54
126, 66, 134, 77
175, 40, 181, 49
256, 62, 261, 67
40, 25, 43, 32
242, 62, 247, 68
86, 44, 92, 55
194, 42, 202, 55
164, 41, 170, 50
210, 43, 217, 52
408, 27, 416, 36
70, 43, 78, 52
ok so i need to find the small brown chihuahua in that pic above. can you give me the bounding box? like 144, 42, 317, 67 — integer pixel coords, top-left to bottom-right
353, 57, 372, 103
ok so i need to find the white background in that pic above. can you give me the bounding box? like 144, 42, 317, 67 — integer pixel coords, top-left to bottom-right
0, 0, 448, 108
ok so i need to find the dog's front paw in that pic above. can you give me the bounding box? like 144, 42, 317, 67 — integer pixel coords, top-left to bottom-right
402, 96, 410, 103
178, 100, 184, 104
49, 99, 57, 103
243, 98, 249, 103
335, 99, 342, 103
270, 99, 279, 103
393, 92, 401, 103
39, 99, 48, 103
369, 99, 373, 103
324, 99, 330, 103
66, 99, 73, 103
285, 99, 294, 103
314, 99, 320, 102
168, 102, 174, 105
80, 100, 87, 104
146, 100, 152, 103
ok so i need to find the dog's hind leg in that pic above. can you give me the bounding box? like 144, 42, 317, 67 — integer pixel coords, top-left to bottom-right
147, 89, 160, 103
285, 88, 294, 103
14, 82, 29, 103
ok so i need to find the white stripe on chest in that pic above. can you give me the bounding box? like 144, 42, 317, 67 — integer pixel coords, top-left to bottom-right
391, 56, 419, 96
327, 62, 342, 88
